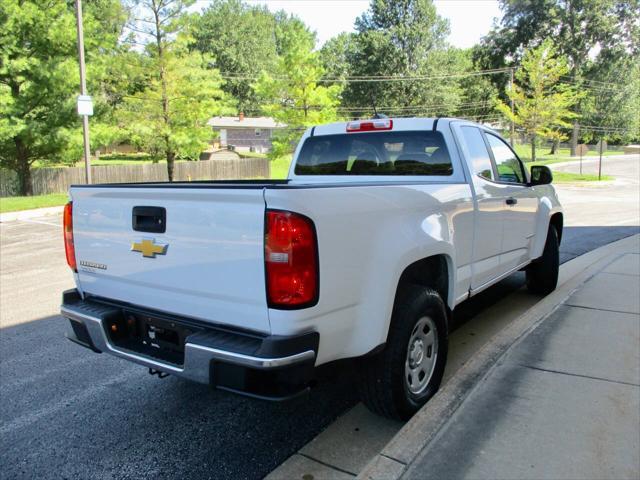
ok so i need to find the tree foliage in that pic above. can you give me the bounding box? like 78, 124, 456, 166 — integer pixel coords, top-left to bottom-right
120, 43, 231, 165
122, 0, 231, 180
3, 0, 639, 196
476, 0, 639, 73
476, 0, 640, 150
0, 0, 125, 194
343, 0, 464, 117
190, 0, 278, 113
580, 55, 640, 142
497, 41, 581, 161
253, 16, 341, 158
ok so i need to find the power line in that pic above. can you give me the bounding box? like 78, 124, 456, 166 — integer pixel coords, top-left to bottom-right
558, 81, 626, 93
219, 67, 512, 83
560, 76, 628, 88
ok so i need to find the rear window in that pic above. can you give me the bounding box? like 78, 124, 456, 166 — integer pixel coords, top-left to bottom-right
294, 131, 453, 176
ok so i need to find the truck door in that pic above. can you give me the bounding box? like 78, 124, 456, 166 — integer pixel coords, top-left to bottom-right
456, 126, 506, 289
484, 133, 539, 273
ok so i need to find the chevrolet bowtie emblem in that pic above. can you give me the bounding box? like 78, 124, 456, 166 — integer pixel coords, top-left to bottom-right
131, 239, 168, 258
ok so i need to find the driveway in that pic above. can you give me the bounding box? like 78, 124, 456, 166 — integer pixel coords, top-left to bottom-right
553, 154, 640, 228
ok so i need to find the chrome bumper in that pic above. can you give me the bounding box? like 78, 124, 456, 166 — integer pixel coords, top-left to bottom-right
61, 293, 317, 387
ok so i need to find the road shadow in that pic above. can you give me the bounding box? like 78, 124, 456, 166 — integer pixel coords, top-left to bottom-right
0, 313, 359, 480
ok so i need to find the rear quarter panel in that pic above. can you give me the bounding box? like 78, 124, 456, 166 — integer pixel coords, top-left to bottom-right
265, 183, 474, 365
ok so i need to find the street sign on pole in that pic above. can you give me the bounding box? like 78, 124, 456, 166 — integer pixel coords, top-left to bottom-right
77, 95, 93, 116
75, 0, 92, 184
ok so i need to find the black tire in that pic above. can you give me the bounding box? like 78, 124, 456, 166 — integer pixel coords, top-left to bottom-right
357, 286, 448, 420
526, 226, 559, 295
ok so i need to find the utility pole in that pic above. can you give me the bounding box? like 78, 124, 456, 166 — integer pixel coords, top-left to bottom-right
509, 67, 515, 147
75, 0, 92, 184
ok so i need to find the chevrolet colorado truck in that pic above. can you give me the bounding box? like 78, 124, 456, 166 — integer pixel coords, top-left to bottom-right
61, 118, 562, 419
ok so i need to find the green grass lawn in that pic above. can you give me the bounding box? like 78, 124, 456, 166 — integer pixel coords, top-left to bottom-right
239, 151, 268, 159
526, 161, 613, 183
0, 193, 68, 213
549, 171, 613, 183
81, 153, 163, 166
269, 155, 293, 179
514, 144, 624, 164
89, 153, 158, 166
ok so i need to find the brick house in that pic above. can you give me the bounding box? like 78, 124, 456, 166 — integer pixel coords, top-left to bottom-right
208, 114, 285, 153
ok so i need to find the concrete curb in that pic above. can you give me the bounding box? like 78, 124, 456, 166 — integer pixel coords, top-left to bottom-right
0, 205, 64, 223
357, 234, 640, 480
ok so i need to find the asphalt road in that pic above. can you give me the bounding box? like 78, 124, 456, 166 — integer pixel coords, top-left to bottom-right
1, 157, 638, 479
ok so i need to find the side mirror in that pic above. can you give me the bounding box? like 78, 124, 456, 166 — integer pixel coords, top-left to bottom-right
530, 165, 553, 185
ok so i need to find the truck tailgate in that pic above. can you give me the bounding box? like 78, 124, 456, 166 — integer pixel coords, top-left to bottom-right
70, 186, 270, 334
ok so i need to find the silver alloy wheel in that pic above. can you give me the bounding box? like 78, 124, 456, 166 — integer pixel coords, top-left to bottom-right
404, 316, 438, 395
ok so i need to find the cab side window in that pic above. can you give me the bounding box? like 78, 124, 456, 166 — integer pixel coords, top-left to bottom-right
460, 126, 494, 180
486, 134, 526, 184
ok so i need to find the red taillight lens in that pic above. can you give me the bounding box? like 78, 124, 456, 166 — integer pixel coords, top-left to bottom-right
265, 210, 318, 308
63, 201, 76, 272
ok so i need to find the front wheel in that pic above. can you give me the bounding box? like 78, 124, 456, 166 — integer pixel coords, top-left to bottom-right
526, 226, 559, 295
357, 286, 448, 420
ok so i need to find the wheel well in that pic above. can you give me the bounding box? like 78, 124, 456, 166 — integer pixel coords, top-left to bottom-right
395, 255, 450, 310
550, 213, 563, 245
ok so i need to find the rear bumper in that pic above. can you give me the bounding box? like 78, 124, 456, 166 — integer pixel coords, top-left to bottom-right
61, 289, 318, 399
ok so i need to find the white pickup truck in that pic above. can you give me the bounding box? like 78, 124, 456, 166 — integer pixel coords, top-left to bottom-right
61, 118, 562, 419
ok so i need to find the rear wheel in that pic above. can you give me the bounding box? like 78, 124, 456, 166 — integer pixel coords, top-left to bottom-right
357, 286, 448, 420
526, 226, 559, 295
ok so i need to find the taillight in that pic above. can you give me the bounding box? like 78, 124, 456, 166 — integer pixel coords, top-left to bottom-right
265, 210, 318, 308
63, 201, 77, 272
346, 118, 393, 132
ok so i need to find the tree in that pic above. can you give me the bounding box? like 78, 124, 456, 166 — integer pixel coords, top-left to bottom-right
0, 0, 124, 195
253, 16, 341, 158
124, 0, 231, 180
580, 55, 640, 144
496, 41, 580, 162
320, 33, 356, 83
119, 41, 231, 174
476, 0, 640, 154
451, 48, 500, 122
190, 0, 278, 113
339, 0, 465, 117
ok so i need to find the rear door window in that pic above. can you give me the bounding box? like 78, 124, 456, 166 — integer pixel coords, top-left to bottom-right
295, 131, 453, 176
460, 126, 495, 180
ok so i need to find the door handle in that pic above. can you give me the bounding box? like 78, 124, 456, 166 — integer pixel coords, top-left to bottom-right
132, 206, 166, 233
505, 197, 518, 206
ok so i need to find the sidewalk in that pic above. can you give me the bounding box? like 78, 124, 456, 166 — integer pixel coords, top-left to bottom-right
366, 235, 640, 480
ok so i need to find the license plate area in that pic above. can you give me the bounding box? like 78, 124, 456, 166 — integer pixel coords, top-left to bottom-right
105, 310, 194, 366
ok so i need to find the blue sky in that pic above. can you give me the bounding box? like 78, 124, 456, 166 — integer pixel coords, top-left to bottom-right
242, 0, 503, 48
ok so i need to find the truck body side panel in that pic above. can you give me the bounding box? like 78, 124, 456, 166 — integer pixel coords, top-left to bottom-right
264, 183, 474, 365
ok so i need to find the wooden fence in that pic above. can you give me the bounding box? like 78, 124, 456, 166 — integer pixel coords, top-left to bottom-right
0, 157, 270, 197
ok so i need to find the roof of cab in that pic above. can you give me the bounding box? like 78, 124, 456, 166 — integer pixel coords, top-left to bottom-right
308, 117, 500, 138
311, 117, 436, 136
